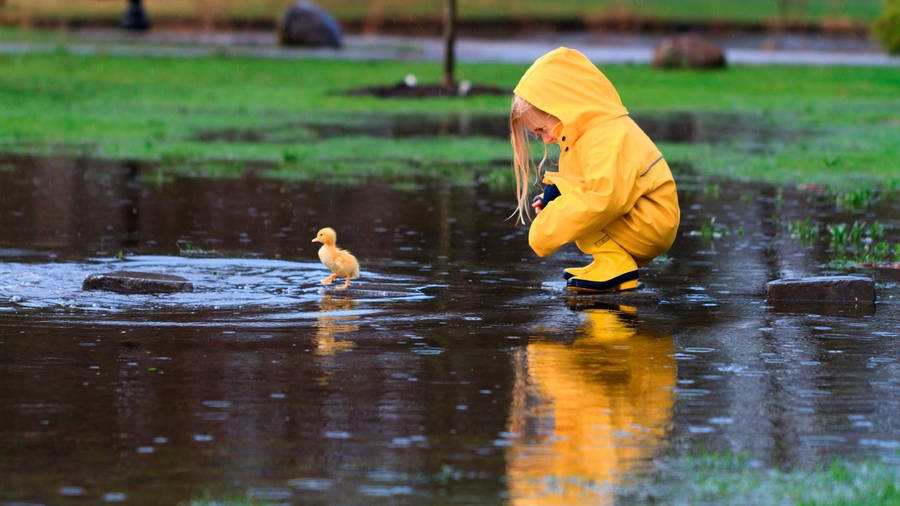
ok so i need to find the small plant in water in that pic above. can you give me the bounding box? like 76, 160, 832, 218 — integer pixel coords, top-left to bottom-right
827, 223, 848, 254
823, 220, 896, 267
870, 241, 892, 263
176, 240, 216, 257
786, 218, 819, 245
691, 216, 729, 242
848, 221, 867, 249
189, 491, 270, 506
835, 188, 877, 210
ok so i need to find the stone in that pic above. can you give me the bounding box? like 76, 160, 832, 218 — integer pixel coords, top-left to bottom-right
652, 34, 726, 69
765, 275, 875, 304
83, 271, 193, 294
278, 1, 343, 48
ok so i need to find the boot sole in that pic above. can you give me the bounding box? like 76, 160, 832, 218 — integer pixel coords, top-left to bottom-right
566, 271, 640, 293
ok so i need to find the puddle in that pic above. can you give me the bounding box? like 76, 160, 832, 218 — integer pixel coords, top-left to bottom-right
0, 153, 898, 505
192, 111, 796, 145
194, 113, 511, 143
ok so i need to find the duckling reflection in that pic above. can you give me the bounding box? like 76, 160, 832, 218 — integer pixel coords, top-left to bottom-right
506, 305, 676, 505
314, 295, 358, 357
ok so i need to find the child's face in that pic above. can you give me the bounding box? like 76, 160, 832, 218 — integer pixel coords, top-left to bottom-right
522, 110, 561, 145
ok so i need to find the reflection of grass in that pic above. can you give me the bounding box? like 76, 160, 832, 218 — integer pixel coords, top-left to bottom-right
1, 51, 899, 191
628, 451, 900, 505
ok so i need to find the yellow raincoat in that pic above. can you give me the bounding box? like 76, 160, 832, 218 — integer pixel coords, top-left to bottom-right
514, 47, 680, 264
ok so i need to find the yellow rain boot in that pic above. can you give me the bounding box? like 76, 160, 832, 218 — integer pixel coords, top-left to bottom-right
562, 262, 593, 280
566, 233, 639, 292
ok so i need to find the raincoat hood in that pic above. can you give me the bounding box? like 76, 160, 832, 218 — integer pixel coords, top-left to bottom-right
513, 47, 628, 138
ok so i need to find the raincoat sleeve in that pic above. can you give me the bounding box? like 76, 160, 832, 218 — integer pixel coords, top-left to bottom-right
527, 129, 637, 257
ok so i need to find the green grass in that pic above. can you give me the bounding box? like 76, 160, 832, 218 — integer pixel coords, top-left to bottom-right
629, 451, 900, 505
182, 452, 900, 505
1, 48, 899, 192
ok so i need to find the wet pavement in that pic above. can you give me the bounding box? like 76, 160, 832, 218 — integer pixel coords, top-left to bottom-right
1, 29, 898, 66
1, 153, 898, 504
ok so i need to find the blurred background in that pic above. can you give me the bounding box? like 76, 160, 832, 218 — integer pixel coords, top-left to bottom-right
0, 0, 891, 43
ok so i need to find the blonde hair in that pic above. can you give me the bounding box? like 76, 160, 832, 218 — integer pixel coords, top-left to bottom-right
509, 95, 551, 224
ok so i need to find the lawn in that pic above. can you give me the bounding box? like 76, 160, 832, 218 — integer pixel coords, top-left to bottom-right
0, 49, 898, 193
0, 0, 883, 25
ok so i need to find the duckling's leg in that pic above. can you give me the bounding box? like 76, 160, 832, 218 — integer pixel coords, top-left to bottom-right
338, 276, 351, 290
321, 273, 337, 285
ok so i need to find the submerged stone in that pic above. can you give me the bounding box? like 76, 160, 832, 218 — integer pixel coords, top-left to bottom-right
766, 276, 875, 304
83, 271, 193, 294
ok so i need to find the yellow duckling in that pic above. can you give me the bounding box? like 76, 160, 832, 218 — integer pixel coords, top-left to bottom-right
311, 227, 360, 289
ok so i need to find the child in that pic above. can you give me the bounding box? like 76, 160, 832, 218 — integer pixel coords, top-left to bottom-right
510, 47, 680, 292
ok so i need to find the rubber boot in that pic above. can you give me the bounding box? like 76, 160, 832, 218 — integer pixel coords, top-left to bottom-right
562, 262, 593, 280
561, 229, 619, 280
566, 233, 639, 292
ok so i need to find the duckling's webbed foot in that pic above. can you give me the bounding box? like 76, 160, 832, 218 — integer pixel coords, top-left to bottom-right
321, 273, 337, 285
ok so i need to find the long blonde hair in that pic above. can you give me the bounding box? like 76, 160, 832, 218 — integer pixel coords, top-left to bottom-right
509, 95, 551, 224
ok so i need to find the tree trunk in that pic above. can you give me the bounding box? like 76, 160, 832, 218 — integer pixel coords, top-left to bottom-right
441, 0, 457, 89
121, 0, 150, 30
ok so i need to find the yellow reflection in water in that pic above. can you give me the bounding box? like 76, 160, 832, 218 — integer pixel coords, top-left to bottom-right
506, 306, 676, 505
313, 296, 358, 385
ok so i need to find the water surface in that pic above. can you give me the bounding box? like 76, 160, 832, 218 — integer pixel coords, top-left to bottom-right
1, 154, 898, 505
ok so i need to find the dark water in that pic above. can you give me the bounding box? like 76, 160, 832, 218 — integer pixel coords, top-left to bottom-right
193, 111, 793, 147
1, 154, 898, 505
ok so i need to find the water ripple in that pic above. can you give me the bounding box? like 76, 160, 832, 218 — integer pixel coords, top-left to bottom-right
0, 255, 430, 324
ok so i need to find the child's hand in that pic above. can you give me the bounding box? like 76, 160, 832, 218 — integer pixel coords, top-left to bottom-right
532, 184, 560, 215
531, 194, 544, 214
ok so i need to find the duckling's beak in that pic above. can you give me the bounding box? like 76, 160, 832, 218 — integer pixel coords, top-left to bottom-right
311, 237, 320, 243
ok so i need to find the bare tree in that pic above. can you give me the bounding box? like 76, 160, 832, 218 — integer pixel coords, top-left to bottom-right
441, 0, 457, 89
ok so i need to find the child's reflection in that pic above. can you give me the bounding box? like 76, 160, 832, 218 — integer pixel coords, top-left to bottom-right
506, 305, 675, 505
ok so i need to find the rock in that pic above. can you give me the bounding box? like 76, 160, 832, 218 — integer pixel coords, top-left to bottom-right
83, 271, 193, 294
278, 1, 343, 48
766, 276, 875, 304
652, 34, 726, 69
